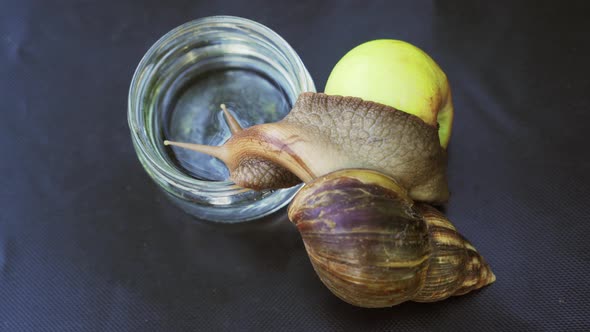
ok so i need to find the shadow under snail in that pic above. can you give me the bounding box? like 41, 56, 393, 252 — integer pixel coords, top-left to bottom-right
164, 92, 495, 308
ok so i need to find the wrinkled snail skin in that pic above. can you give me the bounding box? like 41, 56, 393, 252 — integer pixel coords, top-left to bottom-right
164, 92, 449, 204
287, 169, 495, 308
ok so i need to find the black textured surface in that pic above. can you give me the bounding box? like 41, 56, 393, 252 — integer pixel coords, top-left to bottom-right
2, 1, 590, 331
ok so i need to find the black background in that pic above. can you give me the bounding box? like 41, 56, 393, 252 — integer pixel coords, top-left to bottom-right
2, 1, 590, 331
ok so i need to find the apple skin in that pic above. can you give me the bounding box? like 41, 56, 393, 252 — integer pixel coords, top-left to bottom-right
324, 39, 453, 148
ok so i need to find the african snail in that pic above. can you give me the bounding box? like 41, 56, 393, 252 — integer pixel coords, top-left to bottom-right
164, 92, 495, 307
165, 92, 449, 204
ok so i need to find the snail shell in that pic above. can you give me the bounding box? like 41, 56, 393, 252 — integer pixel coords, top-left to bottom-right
288, 169, 495, 308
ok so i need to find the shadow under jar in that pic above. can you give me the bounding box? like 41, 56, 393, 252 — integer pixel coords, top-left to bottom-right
128, 16, 315, 222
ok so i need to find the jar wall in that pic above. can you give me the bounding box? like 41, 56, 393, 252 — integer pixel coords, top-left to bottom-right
128, 16, 315, 222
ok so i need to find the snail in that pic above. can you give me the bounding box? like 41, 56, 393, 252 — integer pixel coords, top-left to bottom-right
164, 92, 494, 307
165, 93, 449, 204
288, 169, 495, 308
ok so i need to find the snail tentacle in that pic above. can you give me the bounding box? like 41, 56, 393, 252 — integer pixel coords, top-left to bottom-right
220, 104, 243, 134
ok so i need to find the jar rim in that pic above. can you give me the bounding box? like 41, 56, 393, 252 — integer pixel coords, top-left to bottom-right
128, 16, 315, 219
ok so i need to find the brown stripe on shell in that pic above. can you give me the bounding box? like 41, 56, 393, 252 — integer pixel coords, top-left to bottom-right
452, 246, 496, 296
413, 204, 495, 302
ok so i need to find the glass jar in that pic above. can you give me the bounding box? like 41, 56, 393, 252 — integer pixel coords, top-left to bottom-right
128, 16, 315, 222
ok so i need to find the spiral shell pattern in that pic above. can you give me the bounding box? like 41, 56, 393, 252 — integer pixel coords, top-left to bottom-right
288, 169, 495, 308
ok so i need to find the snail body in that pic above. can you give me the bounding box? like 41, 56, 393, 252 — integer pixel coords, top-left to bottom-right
165, 93, 449, 203
288, 169, 495, 308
